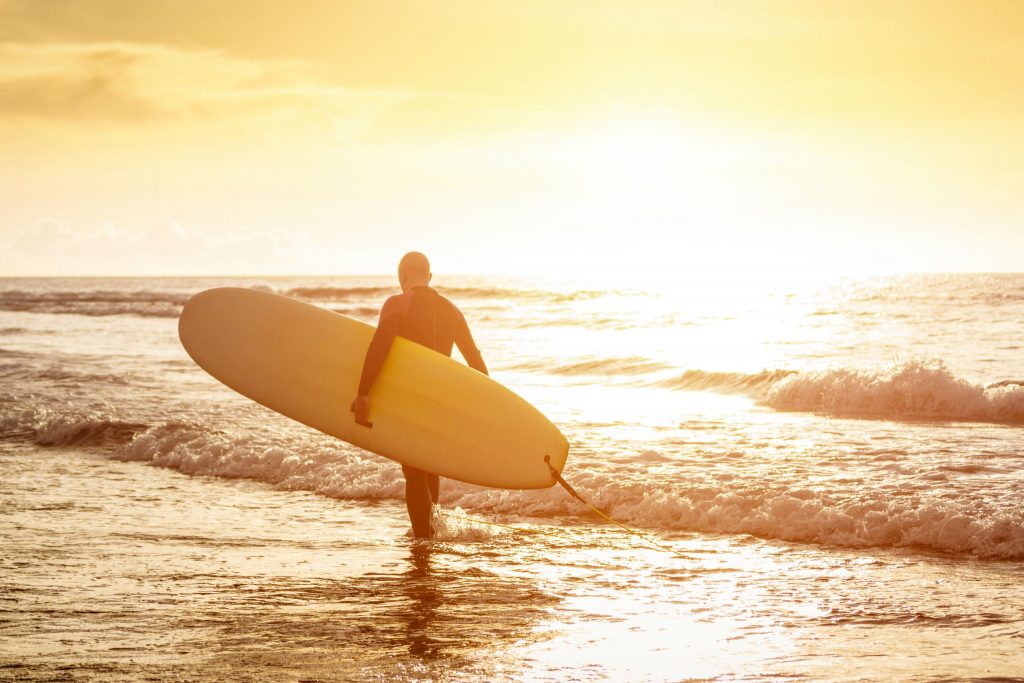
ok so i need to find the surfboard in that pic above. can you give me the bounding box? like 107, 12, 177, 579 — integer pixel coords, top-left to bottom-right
177, 287, 568, 489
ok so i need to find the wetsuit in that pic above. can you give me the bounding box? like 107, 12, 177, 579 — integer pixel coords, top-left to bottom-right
356, 285, 487, 538
357, 285, 486, 395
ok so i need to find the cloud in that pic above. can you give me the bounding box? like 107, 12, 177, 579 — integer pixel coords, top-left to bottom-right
2, 220, 318, 276
0, 41, 407, 129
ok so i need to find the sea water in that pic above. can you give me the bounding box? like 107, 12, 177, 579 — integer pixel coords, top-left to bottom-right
1, 273, 1022, 681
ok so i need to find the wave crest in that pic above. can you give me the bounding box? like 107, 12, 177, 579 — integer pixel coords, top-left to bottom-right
4, 407, 1022, 558
513, 356, 670, 377
764, 360, 1024, 424
574, 475, 1024, 560
659, 369, 796, 394
660, 361, 1024, 425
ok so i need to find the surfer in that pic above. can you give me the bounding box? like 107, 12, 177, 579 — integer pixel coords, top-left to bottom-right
351, 251, 489, 539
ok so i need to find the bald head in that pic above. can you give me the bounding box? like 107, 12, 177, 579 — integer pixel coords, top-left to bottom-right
398, 251, 432, 292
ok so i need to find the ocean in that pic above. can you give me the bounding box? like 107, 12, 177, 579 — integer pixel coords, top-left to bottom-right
2, 273, 1022, 681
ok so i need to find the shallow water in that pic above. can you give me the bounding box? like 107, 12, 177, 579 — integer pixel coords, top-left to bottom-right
2, 274, 1024, 679
4, 442, 1022, 682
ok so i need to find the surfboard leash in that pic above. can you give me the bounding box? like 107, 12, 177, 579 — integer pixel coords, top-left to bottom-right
543, 455, 690, 561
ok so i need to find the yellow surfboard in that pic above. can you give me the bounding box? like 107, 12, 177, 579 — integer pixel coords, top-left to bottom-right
178, 287, 568, 489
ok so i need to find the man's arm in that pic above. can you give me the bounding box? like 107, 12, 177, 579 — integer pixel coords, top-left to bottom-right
454, 310, 488, 376
351, 298, 401, 426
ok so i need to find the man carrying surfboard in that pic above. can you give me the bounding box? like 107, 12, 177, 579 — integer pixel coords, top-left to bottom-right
351, 252, 489, 539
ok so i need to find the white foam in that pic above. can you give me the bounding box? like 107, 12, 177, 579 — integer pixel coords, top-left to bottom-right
7, 405, 1023, 559
764, 360, 1024, 424
3, 408, 147, 446
558, 475, 1024, 560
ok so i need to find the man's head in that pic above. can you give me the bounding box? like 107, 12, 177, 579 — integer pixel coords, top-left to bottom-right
398, 251, 431, 292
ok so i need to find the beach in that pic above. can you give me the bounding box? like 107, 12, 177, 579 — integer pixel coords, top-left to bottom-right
2, 274, 1023, 681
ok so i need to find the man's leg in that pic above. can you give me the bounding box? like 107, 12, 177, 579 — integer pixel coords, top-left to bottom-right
427, 473, 440, 505
402, 464, 434, 539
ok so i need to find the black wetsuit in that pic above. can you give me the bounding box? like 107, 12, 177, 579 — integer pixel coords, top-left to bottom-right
358, 285, 486, 395
356, 285, 487, 538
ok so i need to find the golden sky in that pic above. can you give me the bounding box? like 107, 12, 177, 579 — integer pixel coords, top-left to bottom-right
1, 1, 1022, 277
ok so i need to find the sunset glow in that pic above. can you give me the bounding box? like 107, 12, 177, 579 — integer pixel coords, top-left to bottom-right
4, 5, 1024, 680
2, 1, 1022, 277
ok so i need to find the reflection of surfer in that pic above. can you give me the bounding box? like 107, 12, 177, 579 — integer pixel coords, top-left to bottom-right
401, 544, 442, 658
351, 252, 488, 538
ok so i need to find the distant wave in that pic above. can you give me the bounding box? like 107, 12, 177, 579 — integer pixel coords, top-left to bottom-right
287, 285, 496, 302
0, 362, 135, 385
0, 289, 189, 305
328, 306, 382, 318
974, 290, 1024, 304
0, 283, 600, 318
512, 356, 670, 377
287, 285, 602, 303
0, 285, 393, 318
4, 406, 1022, 559
657, 369, 797, 394
662, 361, 1024, 426
284, 286, 394, 300
0, 289, 189, 318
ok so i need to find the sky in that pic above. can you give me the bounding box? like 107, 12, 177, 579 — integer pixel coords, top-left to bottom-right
1, 0, 1022, 278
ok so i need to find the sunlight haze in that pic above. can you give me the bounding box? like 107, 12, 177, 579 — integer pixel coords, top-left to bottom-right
1, 1, 1022, 277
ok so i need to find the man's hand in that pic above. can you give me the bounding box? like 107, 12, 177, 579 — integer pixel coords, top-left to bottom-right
350, 394, 373, 428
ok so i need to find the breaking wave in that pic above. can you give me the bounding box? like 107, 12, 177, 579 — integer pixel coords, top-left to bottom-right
662, 361, 1024, 425
569, 472, 1024, 560
4, 406, 1022, 559
764, 360, 1024, 424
